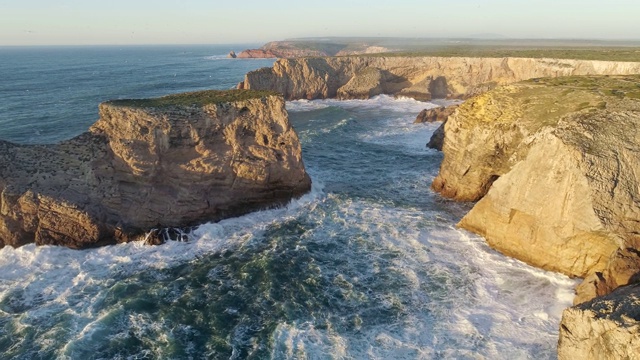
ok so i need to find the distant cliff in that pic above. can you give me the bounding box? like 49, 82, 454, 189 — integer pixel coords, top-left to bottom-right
238, 56, 640, 100
0, 90, 311, 248
236, 41, 389, 59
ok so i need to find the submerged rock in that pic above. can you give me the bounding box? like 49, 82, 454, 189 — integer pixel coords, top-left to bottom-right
432, 76, 640, 303
0, 90, 311, 249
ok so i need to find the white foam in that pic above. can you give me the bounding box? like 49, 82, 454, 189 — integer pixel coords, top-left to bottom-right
288, 95, 438, 114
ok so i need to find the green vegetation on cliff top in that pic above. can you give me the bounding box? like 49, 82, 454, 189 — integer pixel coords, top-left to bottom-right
364, 47, 640, 62
464, 75, 640, 132
106, 89, 279, 108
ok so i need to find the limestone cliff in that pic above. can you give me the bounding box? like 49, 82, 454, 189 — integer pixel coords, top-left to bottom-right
0, 90, 311, 249
236, 41, 389, 59
239, 56, 640, 100
432, 76, 640, 303
558, 283, 640, 360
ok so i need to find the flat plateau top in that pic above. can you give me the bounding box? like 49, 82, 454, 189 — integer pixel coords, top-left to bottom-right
105, 89, 279, 108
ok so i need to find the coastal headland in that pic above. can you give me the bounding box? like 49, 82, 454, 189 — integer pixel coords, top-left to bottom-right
0, 90, 311, 248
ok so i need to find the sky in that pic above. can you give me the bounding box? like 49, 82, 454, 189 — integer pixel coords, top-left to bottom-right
1, 0, 639, 46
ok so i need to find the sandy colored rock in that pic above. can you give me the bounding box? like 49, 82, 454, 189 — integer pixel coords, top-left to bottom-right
0, 90, 311, 249
239, 56, 640, 100
433, 76, 640, 302
558, 283, 640, 360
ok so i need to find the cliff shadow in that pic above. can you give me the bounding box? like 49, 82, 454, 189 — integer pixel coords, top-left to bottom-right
429, 76, 449, 99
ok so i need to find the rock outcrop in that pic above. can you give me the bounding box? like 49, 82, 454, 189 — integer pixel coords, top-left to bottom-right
558, 283, 640, 360
414, 105, 459, 123
237, 49, 280, 59
239, 56, 640, 100
431, 76, 640, 303
0, 90, 311, 249
227, 51, 237, 59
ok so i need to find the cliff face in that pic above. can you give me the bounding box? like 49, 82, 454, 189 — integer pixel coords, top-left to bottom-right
239, 56, 640, 100
0, 90, 311, 249
432, 76, 640, 303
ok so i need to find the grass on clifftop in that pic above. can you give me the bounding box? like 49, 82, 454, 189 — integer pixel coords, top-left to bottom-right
361, 47, 640, 62
106, 90, 279, 108
523, 75, 640, 99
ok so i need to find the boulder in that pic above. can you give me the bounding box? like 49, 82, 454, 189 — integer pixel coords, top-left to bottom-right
558, 283, 640, 360
0, 90, 311, 249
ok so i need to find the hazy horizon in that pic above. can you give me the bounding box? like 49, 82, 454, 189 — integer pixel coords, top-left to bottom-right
2, 0, 639, 46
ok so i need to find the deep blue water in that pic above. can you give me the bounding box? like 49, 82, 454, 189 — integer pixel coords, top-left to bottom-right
0, 45, 273, 144
0, 46, 575, 359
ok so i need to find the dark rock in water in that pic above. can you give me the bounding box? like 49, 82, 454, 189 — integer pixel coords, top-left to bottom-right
427, 120, 446, 151
414, 105, 458, 123
228, 51, 237, 58
0, 90, 311, 249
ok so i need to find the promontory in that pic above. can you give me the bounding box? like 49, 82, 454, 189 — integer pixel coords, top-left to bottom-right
238, 56, 640, 100
431, 75, 640, 359
0, 90, 311, 248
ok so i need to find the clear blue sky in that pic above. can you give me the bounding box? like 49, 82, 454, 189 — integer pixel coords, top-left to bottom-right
1, 0, 639, 45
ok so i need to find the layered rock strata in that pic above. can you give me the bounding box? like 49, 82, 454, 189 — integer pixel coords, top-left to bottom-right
431, 76, 640, 303
239, 56, 640, 100
0, 90, 311, 249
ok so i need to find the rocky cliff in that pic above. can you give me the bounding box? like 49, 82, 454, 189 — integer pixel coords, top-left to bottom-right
238, 56, 640, 100
432, 76, 640, 302
431, 75, 640, 358
0, 90, 311, 249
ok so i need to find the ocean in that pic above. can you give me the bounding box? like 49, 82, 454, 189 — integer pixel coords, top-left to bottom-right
0, 45, 576, 359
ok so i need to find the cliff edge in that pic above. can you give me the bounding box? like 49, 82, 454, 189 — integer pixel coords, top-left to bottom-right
431, 75, 640, 358
238, 56, 640, 100
432, 75, 640, 302
0, 90, 311, 248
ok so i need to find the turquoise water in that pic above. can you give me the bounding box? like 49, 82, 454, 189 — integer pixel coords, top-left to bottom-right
0, 46, 576, 359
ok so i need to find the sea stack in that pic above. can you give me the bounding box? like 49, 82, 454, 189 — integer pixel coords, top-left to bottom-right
0, 90, 311, 248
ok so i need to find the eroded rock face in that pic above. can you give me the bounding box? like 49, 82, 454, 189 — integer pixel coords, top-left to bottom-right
558, 283, 640, 360
432, 76, 640, 303
239, 56, 640, 100
0, 90, 311, 248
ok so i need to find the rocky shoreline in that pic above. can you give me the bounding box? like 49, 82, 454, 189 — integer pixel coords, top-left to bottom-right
238, 55, 640, 358
0, 90, 311, 248
430, 76, 640, 359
